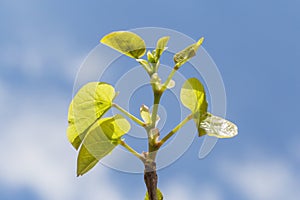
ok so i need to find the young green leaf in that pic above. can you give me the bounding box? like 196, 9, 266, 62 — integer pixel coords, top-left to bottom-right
144, 188, 163, 200
154, 36, 170, 61
199, 113, 238, 138
180, 77, 207, 113
101, 114, 131, 139
173, 37, 204, 68
101, 31, 146, 59
77, 115, 131, 176
140, 105, 160, 126
180, 78, 208, 137
67, 82, 115, 150
140, 105, 151, 124
147, 50, 155, 63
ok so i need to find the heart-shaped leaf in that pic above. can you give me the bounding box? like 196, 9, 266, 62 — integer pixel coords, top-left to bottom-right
101, 31, 146, 59
180, 78, 208, 137
77, 114, 131, 176
67, 82, 115, 150
180, 78, 207, 113
174, 37, 204, 68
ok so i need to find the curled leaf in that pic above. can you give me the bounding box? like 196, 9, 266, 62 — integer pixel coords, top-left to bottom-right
174, 37, 204, 68
199, 113, 238, 138
140, 105, 151, 124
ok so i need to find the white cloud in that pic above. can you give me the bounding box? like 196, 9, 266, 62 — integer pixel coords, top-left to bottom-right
0, 37, 83, 82
0, 91, 124, 200
219, 156, 300, 200
162, 178, 222, 200
0, 7, 123, 197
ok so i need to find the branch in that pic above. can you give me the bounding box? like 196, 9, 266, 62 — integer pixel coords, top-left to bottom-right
150, 93, 162, 128
120, 140, 145, 162
161, 66, 178, 92
159, 114, 193, 146
112, 103, 146, 127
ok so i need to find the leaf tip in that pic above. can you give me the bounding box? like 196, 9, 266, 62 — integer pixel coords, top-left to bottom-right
197, 37, 204, 46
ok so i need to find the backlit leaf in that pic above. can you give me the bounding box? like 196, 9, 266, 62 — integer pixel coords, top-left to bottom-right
140, 105, 151, 124
77, 115, 131, 176
174, 37, 204, 68
154, 36, 169, 61
67, 82, 115, 150
147, 50, 155, 63
180, 78, 208, 137
199, 113, 238, 138
101, 31, 146, 59
180, 78, 207, 113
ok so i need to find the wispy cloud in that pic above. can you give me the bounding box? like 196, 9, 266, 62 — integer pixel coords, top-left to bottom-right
219, 154, 300, 200
0, 93, 124, 200
162, 178, 222, 200
0, 32, 123, 199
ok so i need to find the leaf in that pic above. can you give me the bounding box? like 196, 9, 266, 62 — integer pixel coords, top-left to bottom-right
180, 78, 208, 137
147, 50, 155, 63
194, 112, 208, 137
144, 188, 163, 200
67, 82, 115, 150
199, 113, 238, 138
180, 78, 207, 113
101, 31, 146, 59
173, 37, 204, 68
140, 105, 160, 125
101, 114, 131, 139
154, 36, 169, 61
77, 115, 131, 176
140, 105, 151, 124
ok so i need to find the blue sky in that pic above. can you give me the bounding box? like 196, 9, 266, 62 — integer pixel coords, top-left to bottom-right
1, 0, 300, 199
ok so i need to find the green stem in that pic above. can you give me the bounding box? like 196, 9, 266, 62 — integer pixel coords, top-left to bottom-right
136, 59, 152, 75
153, 60, 160, 73
120, 140, 145, 161
112, 103, 146, 127
151, 93, 162, 128
159, 114, 193, 147
161, 67, 178, 92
